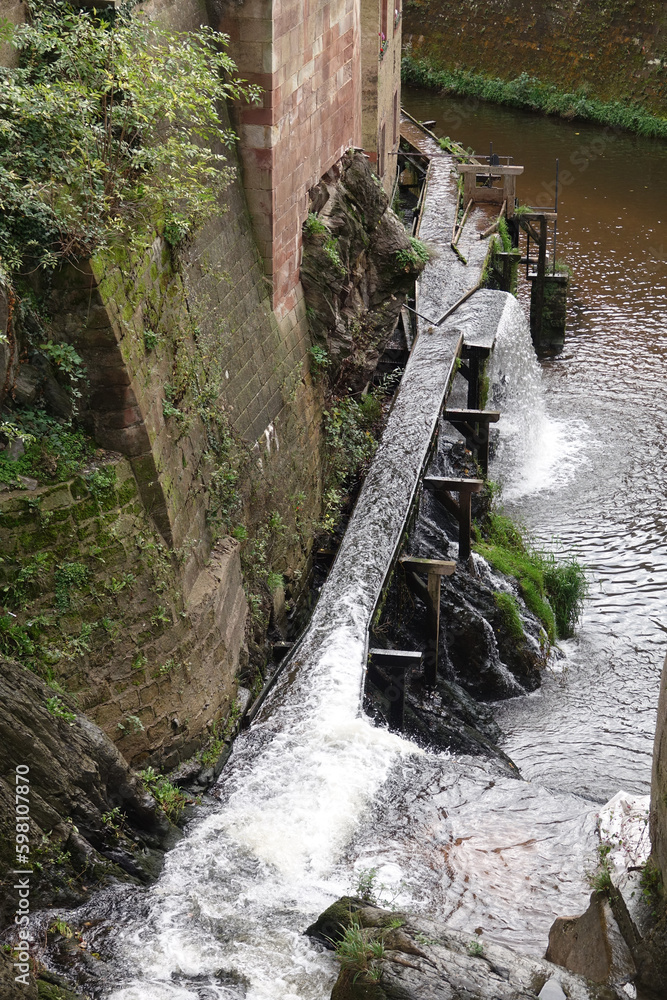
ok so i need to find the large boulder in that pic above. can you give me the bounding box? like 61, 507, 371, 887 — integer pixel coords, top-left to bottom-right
301, 151, 427, 391
0, 658, 178, 931
307, 898, 622, 1000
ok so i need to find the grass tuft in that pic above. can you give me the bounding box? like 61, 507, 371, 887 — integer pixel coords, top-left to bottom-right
476, 510, 586, 642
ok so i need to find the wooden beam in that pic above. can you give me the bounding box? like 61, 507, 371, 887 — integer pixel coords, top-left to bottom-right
521, 211, 558, 221
456, 164, 524, 175
444, 409, 500, 423
368, 649, 422, 728
399, 556, 456, 576
444, 411, 499, 475
424, 476, 484, 492
425, 478, 484, 562
530, 215, 549, 345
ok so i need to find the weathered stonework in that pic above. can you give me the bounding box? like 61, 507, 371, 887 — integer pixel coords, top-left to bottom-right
216, 0, 364, 314
403, 0, 667, 116
302, 149, 424, 388
361, 0, 403, 194
0, 458, 248, 768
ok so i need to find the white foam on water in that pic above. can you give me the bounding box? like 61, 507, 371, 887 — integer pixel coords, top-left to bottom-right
490, 297, 587, 500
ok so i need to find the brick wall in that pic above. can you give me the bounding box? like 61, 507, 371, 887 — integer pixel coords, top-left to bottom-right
0, 458, 248, 768
217, 0, 363, 315
361, 0, 403, 193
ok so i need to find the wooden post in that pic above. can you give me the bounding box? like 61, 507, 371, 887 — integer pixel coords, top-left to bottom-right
423, 477, 484, 564
467, 352, 480, 410
399, 558, 455, 687
425, 571, 441, 687
531, 215, 548, 344
443, 409, 500, 475
367, 649, 422, 729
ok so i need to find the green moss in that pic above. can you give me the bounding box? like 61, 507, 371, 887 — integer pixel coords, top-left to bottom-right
475, 511, 585, 642
402, 55, 667, 138
493, 591, 524, 642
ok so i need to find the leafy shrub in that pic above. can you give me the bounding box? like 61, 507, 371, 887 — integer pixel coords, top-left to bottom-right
139, 766, 187, 822
395, 236, 430, 271
0, 1, 260, 282
303, 212, 327, 236
45, 695, 76, 723
0, 409, 94, 485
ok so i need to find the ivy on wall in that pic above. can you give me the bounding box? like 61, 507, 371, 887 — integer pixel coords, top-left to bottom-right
0, 0, 259, 285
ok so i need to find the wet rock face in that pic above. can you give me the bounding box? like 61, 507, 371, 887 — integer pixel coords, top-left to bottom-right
440, 568, 544, 699
0, 658, 177, 931
301, 150, 425, 391
307, 898, 623, 1000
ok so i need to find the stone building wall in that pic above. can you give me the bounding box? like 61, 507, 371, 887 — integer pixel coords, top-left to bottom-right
361, 0, 403, 193
0, 458, 248, 769
403, 0, 667, 115
1, 0, 326, 771
216, 0, 363, 315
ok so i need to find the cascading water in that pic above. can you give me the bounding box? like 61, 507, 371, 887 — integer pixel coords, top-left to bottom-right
65, 290, 605, 1000
489, 300, 584, 501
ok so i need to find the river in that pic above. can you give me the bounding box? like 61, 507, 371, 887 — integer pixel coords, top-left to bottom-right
403, 84, 667, 802
76, 95, 667, 999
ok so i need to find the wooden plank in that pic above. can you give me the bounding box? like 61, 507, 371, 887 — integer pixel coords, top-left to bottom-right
369, 649, 423, 663
399, 556, 456, 576
425, 572, 441, 687
444, 409, 500, 423
456, 164, 524, 175
424, 477, 484, 492
452, 199, 473, 247
521, 210, 558, 221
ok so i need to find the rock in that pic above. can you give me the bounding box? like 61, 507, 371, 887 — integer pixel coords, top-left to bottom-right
301, 150, 427, 392
5, 437, 25, 460
17, 475, 39, 490
546, 891, 636, 985
308, 899, 623, 1000
539, 981, 567, 1000
0, 658, 178, 931
608, 869, 667, 995
12, 363, 42, 405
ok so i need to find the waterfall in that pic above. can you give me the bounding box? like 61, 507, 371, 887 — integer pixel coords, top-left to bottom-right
81, 295, 597, 1000
489, 297, 582, 501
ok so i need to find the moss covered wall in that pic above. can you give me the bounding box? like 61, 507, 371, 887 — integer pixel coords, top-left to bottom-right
0, 457, 248, 769
1, 0, 326, 772
34, 97, 325, 768
403, 0, 667, 115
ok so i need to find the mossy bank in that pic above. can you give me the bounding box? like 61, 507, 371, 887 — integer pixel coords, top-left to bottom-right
403, 0, 667, 134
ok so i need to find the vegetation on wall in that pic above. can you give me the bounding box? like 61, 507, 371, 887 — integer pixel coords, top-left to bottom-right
402, 55, 667, 138
0, 0, 259, 286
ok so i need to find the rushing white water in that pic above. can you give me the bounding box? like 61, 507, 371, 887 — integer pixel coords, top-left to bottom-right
94, 292, 606, 1000
102, 312, 468, 998
489, 304, 586, 501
